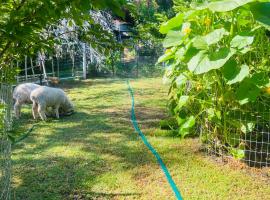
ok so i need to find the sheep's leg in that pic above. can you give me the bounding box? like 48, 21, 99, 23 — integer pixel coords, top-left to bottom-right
54, 105, 60, 119
38, 104, 47, 121
32, 102, 39, 119
14, 101, 21, 119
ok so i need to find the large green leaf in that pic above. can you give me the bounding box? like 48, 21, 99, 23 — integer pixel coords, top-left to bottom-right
208, 0, 254, 12
222, 60, 249, 85
191, 1, 209, 10
250, 2, 270, 29
204, 28, 229, 45
230, 35, 254, 49
176, 116, 185, 126
175, 47, 186, 61
179, 116, 196, 138
229, 148, 245, 159
183, 46, 200, 63
192, 36, 208, 50
236, 80, 261, 104
188, 48, 236, 74
250, 72, 270, 87
181, 116, 195, 129
163, 30, 184, 48
178, 95, 189, 108
228, 64, 249, 85
159, 13, 184, 34
157, 48, 176, 63
207, 108, 221, 124
192, 28, 228, 49
175, 74, 187, 87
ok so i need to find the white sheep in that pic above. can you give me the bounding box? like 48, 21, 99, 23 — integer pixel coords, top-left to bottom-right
13, 83, 40, 119
30, 86, 74, 121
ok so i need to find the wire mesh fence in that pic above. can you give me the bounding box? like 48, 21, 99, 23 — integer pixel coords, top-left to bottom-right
16, 55, 84, 84
110, 55, 163, 78
0, 83, 13, 200
202, 98, 270, 168
180, 79, 270, 169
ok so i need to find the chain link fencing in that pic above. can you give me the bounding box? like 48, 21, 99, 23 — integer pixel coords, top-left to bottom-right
0, 83, 13, 200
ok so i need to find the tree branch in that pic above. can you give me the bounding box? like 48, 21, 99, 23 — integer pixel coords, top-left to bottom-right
0, 41, 12, 59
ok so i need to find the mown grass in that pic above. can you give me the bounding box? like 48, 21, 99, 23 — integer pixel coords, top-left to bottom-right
11, 78, 270, 200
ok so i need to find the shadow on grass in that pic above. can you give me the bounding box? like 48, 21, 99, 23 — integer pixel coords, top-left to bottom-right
12, 153, 142, 199
11, 78, 170, 199
12, 112, 151, 198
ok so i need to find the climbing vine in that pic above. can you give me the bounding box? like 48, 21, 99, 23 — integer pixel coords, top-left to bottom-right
159, 0, 270, 158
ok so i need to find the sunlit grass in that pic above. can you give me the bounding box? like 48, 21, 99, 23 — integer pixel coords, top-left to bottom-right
11, 77, 270, 200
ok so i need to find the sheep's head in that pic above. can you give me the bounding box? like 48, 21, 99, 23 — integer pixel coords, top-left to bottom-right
60, 99, 74, 116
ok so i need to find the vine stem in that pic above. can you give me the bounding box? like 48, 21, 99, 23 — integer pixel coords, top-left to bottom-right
230, 11, 235, 36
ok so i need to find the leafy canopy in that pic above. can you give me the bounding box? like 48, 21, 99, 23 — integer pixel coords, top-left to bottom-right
0, 0, 126, 82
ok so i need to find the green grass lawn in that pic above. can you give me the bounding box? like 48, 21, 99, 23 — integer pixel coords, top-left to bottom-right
12, 78, 270, 200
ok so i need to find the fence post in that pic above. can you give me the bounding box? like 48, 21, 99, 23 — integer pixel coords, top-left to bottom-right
57, 58, 60, 78
82, 43, 87, 79
25, 55, 28, 81
30, 58, 35, 76
39, 52, 48, 85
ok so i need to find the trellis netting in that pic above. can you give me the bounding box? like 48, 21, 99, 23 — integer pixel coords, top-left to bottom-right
174, 76, 270, 169
201, 91, 270, 168
0, 83, 13, 200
